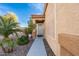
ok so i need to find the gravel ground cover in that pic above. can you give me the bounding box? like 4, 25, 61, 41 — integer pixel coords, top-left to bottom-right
0, 40, 34, 56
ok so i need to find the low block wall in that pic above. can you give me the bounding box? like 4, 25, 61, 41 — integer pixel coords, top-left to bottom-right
58, 33, 79, 56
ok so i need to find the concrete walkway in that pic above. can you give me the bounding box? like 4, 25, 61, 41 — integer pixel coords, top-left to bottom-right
27, 37, 47, 56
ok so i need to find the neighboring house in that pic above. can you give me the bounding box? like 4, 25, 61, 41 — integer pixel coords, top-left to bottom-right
32, 3, 79, 56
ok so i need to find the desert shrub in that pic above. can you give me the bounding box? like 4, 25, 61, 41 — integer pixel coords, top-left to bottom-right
17, 36, 29, 45
1, 38, 15, 53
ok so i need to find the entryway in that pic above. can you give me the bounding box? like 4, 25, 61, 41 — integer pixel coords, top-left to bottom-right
37, 23, 44, 37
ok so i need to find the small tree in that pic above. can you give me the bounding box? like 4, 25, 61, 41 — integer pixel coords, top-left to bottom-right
0, 16, 20, 38
0, 15, 21, 53
3, 12, 18, 22
28, 17, 36, 34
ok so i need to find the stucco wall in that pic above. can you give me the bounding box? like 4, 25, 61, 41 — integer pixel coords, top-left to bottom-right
56, 4, 79, 35
45, 3, 79, 56
45, 3, 60, 56
56, 4, 79, 56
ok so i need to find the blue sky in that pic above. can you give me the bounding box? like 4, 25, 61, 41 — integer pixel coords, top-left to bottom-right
0, 3, 44, 27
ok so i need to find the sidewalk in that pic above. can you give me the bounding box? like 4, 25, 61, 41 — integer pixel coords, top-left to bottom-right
27, 37, 47, 56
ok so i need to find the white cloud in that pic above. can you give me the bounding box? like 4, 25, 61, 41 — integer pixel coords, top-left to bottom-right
0, 9, 6, 15
36, 4, 44, 10
0, 4, 10, 15
29, 3, 44, 14
33, 3, 44, 12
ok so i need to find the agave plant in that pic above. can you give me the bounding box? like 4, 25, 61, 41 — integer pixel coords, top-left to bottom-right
0, 16, 21, 53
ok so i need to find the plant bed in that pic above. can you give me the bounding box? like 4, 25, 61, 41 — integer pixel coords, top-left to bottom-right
0, 39, 34, 56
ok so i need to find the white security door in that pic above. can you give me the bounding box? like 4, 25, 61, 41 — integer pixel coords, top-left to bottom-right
37, 23, 44, 36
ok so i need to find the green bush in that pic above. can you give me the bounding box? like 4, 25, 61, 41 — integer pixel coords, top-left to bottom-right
17, 36, 29, 45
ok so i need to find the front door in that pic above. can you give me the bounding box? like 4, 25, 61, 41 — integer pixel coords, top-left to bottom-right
37, 23, 44, 37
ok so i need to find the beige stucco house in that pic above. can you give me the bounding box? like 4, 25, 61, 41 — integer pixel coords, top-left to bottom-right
32, 3, 79, 56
